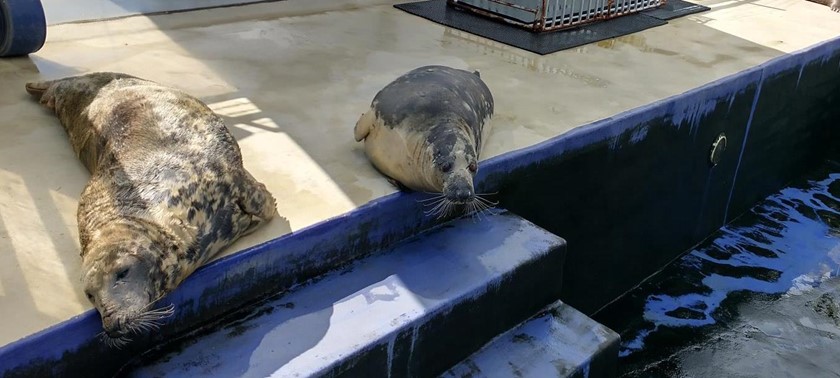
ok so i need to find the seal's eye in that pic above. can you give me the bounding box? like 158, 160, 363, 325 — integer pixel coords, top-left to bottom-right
85, 291, 94, 302
440, 161, 453, 173
115, 267, 130, 281
468, 162, 477, 173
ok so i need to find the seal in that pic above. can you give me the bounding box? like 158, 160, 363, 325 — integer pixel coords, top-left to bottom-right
354, 65, 495, 218
25, 72, 278, 347
806, 0, 839, 11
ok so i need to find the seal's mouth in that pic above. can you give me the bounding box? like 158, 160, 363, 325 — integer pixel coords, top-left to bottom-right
420, 187, 498, 220
98, 303, 176, 349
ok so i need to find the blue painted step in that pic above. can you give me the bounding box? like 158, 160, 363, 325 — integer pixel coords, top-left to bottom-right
125, 209, 567, 377
442, 300, 620, 378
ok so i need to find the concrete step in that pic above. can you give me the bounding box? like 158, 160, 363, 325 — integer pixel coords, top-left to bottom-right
125, 209, 567, 377
442, 301, 620, 378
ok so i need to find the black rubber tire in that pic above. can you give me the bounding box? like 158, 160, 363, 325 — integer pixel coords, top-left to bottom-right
0, 0, 47, 57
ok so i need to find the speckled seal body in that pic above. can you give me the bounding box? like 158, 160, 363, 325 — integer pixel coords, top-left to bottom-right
25, 72, 277, 346
806, 0, 840, 11
354, 65, 494, 213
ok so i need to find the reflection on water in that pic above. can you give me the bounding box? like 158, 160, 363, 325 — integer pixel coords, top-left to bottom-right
596, 162, 840, 377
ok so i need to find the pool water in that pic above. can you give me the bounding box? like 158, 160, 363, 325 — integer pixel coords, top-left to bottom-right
595, 161, 840, 378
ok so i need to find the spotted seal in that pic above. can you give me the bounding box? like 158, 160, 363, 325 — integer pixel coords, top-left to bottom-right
354, 65, 495, 217
25, 72, 278, 347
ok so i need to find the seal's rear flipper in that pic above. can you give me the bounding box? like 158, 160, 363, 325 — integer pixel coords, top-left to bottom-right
25, 81, 51, 99
25, 80, 57, 109
473, 70, 480, 78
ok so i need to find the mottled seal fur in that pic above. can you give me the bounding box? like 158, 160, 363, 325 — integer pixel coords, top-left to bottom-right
25, 72, 277, 347
354, 65, 495, 217
807, 0, 840, 11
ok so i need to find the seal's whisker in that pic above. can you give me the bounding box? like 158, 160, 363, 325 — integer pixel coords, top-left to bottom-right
438, 201, 456, 219
101, 333, 131, 349
135, 311, 171, 322
476, 203, 492, 218
474, 197, 494, 209
141, 298, 174, 312
430, 206, 447, 219
144, 306, 175, 316
422, 195, 446, 206
468, 202, 485, 222
136, 311, 167, 321
423, 203, 445, 216
432, 202, 448, 219
139, 303, 176, 317
474, 195, 498, 206
474, 191, 499, 196
475, 197, 496, 205
478, 202, 494, 216
424, 198, 450, 216
417, 194, 445, 203
465, 197, 494, 221
475, 201, 491, 217
113, 336, 130, 349
422, 198, 447, 213
132, 319, 160, 333
135, 313, 170, 322
133, 315, 165, 326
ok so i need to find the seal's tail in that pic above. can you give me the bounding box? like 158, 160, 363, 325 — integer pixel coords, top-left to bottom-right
25, 80, 52, 100
473, 70, 481, 78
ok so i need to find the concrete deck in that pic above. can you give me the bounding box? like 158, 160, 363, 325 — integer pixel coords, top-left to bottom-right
0, 0, 838, 346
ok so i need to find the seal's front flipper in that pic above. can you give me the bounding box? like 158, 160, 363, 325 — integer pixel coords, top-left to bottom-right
354, 110, 374, 142
387, 177, 411, 192
235, 171, 278, 237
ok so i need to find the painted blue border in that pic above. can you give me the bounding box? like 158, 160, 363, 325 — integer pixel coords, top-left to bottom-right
2, 35, 840, 376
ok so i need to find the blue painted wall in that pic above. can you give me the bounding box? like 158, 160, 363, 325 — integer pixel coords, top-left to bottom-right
494, 38, 840, 315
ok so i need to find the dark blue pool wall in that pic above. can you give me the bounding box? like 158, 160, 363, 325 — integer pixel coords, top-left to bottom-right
1, 37, 839, 378
493, 40, 840, 315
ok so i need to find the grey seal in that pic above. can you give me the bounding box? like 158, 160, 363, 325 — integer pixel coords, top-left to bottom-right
354, 65, 495, 217
806, 0, 839, 11
25, 72, 278, 347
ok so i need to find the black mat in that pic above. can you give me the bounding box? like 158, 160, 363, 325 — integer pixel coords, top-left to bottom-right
394, 0, 709, 55
641, 0, 710, 20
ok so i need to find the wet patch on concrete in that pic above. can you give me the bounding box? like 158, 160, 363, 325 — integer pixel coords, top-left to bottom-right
595, 162, 840, 377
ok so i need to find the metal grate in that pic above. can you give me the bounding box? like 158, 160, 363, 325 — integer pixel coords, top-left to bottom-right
448, 0, 666, 32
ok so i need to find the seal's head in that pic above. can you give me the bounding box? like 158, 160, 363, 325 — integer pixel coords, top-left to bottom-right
422, 120, 495, 218
427, 120, 478, 203
354, 65, 496, 218
81, 227, 174, 348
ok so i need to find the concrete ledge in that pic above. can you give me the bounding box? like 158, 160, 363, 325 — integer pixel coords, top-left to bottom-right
3, 29, 839, 378
127, 209, 566, 377
443, 300, 620, 378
